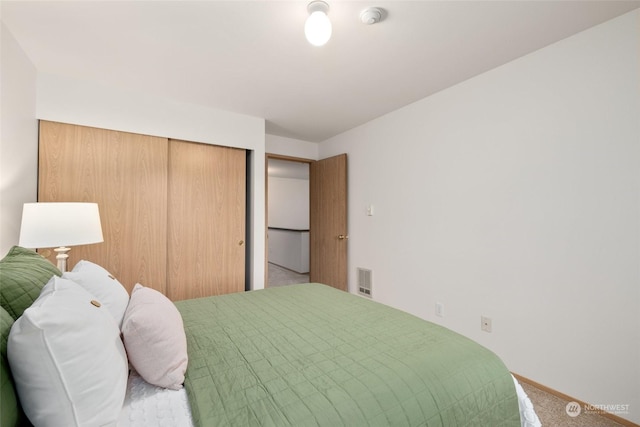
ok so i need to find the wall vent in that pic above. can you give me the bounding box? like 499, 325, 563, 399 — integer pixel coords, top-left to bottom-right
357, 268, 372, 297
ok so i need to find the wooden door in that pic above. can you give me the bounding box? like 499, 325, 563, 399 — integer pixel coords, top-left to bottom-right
38, 121, 168, 294
309, 154, 348, 291
167, 140, 246, 300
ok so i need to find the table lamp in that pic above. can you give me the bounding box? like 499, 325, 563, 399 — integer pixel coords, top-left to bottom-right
19, 202, 104, 272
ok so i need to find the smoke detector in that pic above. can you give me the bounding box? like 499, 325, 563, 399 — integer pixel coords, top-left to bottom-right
360, 7, 383, 25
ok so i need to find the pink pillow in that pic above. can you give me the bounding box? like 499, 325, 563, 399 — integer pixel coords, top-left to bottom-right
121, 284, 188, 390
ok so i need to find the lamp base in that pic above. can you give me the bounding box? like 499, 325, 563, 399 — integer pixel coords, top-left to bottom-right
54, 246, 70, 272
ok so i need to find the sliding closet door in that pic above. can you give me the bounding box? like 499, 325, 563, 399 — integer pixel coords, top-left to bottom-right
167, 140, 246, 300
38, 121, 168, 294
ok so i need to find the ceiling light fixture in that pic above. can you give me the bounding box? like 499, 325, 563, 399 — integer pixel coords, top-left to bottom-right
305, 1, 332, 47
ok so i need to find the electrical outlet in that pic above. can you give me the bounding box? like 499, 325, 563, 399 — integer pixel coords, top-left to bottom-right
481, 316, 492, 333
435, 302, 444, 317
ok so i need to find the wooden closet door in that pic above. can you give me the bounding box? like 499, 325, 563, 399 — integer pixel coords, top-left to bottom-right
167, 140, 246, 300
38, 121, 168, 294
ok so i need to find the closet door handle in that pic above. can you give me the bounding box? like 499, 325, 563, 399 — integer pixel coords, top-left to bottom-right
338, 234, 349, 240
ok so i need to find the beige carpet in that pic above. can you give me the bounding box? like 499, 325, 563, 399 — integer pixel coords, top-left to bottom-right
521, 382, 626, 427
267, 262, 309, 287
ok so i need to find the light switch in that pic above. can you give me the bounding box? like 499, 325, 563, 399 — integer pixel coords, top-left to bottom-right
367, 205, 374, 216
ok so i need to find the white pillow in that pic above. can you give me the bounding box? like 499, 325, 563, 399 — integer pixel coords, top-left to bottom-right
63, 260, 129, 328
122, 283, 188, 390
7, 276, 128, 427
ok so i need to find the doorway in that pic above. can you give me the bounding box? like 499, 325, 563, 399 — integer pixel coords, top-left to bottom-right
265, 153, 348, 291
266, 156, 311, 287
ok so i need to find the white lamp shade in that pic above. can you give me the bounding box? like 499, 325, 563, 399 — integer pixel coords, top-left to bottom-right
19, 203, 104, 249
305, 10, 332, 46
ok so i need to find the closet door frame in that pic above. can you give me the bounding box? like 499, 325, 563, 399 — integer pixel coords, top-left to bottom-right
38, 121, 248, 298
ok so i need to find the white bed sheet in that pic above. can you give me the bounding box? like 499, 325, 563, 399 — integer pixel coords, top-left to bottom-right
117, 370, 193, 427
118, 371, 540, 427
513, 375, 542, 427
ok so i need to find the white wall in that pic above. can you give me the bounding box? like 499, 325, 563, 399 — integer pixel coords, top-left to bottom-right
320, 10, 640, 424
268, 229, 309, 273
268, 177, 309, 230
36, 73, 263, 151
0, 23, 38, 257
267, 175, 310, 273
266, 134, 318, 160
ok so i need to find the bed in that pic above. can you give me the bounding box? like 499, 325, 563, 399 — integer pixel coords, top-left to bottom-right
0, 246, 540, 426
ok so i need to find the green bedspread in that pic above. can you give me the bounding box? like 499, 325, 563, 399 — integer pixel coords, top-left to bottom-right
175, 283, 519, 426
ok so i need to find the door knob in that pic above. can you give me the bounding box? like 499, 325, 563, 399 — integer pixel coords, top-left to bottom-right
338, 234, 349, 240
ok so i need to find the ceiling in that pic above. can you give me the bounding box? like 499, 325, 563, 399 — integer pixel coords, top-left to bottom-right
2, 1, 639, 143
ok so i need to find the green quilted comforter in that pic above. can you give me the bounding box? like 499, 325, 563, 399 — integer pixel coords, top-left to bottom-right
175, 283, 519, 426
